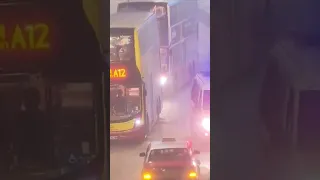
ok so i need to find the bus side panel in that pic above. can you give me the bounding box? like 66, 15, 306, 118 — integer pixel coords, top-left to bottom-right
136, 27, 153, 132
149, 16, 163, 116
137, 16, 161, 132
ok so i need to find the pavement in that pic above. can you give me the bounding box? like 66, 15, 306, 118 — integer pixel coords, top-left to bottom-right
110, 85, 210, 180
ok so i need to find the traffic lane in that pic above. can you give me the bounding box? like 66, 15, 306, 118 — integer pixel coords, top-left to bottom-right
110, 85, 210, 180
149, 85, 210, 179
110, 140, 148, 180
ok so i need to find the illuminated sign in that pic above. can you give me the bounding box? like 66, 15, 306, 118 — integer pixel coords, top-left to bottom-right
0, 23, 50, 50
110, 67, 127, 79
0, 5, 58, 61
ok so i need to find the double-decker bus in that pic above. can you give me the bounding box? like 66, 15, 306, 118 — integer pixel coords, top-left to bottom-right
110, 12, 162, 141
0, 0, 107, 179
117, 0, 199, 92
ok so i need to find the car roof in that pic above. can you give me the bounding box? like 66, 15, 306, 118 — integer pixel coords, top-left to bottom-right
149, 141, 188, 150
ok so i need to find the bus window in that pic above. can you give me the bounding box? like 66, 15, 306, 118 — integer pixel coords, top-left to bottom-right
110, 35, 134, 62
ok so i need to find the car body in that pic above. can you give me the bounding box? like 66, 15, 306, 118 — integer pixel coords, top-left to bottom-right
139, 138, 201, 180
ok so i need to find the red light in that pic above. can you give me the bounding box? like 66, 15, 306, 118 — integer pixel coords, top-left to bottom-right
187, 140, 192, 148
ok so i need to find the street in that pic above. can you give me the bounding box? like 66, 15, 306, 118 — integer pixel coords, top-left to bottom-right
110, 1, 210, 179
110, 85, 210, 180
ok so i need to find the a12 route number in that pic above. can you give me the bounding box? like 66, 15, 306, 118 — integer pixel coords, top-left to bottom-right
0, 23, 50, 50
110, 68, 126, 78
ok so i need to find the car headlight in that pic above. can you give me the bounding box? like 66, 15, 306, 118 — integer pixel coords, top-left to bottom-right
201, 117, 210, 131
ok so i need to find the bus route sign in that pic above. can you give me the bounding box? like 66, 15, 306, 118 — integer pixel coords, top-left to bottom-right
110, 66, 128, 80
0, 5, 59, 61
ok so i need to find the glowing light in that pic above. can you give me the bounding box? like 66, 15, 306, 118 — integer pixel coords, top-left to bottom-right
143, 173, 152, 179
202, 117, 210, 131
192, 161, 197, 166
110, 68, 127, 79
135, 118, 142, 126
160, 75, 167, 85
189, 172, 197, 178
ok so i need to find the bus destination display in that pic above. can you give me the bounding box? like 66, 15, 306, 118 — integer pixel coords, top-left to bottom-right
110, 67, 127, 80
0, 6, 58, 61
0, 23, 51, 50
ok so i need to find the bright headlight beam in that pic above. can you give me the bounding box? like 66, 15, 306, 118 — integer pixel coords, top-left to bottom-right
160, 76, 167, 85
202, 118, 210, 131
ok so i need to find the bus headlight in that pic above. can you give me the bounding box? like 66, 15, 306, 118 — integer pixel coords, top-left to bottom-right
202, 118, 210, 131
160, 75, 167, 86
134, 117, 143, 127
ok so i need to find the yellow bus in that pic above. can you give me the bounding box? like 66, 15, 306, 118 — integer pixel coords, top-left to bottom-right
110, 12, 163, 142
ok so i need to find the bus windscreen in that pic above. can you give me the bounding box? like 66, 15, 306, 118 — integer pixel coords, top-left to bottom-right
110, 35, 134, 62
117, 2, 168, 46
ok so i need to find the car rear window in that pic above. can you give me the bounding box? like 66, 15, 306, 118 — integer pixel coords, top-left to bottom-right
148, 148, 191, 161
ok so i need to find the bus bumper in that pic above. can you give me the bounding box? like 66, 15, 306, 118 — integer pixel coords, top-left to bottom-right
110, 126, 145, 141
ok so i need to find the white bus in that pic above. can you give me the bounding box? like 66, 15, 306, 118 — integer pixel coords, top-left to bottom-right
117, 0, 199, 91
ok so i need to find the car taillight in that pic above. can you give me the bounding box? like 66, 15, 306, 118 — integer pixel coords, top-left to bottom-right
143, 173, 152, 179
186, 140, 192, 148
189, 171, 197, 178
